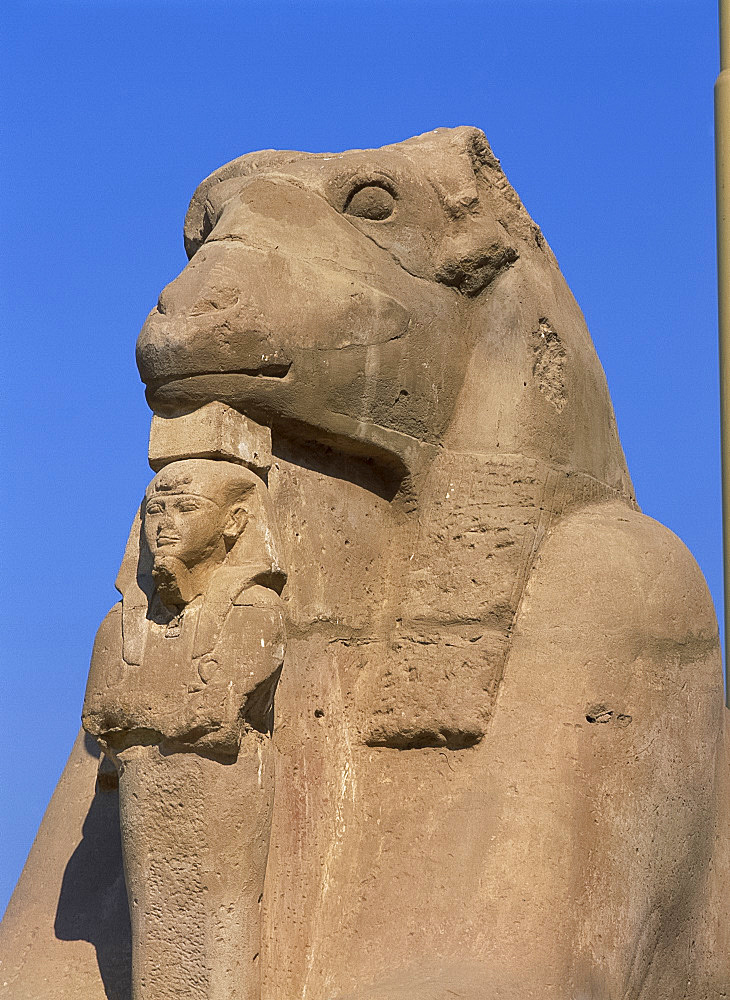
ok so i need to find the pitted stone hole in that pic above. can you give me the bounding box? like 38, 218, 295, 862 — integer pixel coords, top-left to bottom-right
586, 705, 613, 724
585, 704, 633, 726
314, 708, 325, 718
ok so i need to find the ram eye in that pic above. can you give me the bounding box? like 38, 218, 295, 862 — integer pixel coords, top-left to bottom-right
344, 184, 395, 221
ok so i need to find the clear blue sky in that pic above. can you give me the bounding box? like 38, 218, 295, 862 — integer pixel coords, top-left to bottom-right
0, 0, 723, 915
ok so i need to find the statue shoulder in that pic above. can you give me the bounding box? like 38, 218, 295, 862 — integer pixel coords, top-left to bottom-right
83, 602, 124, 738
514, 499, 722, 699
91, 601, 124, 655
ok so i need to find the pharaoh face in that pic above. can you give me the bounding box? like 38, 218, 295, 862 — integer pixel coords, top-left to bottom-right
143, 461, 250, 576
144, 491, 229, 569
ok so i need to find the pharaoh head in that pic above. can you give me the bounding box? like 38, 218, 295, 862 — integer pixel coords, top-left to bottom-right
142, 458, 261, 609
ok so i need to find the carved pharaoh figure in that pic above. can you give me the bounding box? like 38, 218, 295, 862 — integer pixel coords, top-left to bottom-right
83, 457, 286, 1000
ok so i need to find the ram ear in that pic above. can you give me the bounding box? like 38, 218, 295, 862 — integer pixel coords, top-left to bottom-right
429, 129, 517, 297
428, 126, 551, 296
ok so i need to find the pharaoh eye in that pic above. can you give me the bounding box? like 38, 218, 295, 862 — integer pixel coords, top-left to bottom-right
343, 184, 395, 221
178, 500, 201, 512
146, 502, 163, 515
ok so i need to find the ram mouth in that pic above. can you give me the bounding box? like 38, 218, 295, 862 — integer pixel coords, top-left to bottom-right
144, 362, 292, 394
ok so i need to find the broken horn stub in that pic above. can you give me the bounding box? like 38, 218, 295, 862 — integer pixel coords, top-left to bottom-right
148, 402, 272, 476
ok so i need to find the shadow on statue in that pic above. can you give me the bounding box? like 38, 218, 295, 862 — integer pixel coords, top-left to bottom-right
54, 735, 131, 1000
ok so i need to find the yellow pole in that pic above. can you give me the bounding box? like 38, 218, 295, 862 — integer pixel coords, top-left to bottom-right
716, 0, 730, 707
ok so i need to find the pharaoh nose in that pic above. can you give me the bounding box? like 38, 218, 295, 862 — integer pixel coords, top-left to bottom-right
156, 512, 174, 534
